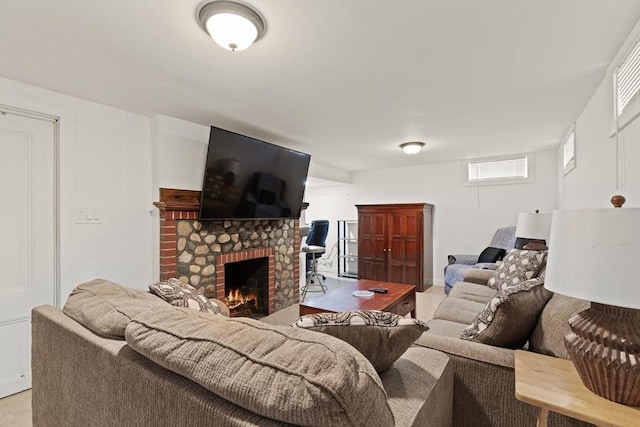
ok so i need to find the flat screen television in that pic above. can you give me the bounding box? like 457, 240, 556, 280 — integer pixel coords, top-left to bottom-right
199, 126, 311, 220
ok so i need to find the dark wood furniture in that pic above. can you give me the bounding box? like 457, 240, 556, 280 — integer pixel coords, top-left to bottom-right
299, 279, 416, 317
356, 203, 433, 291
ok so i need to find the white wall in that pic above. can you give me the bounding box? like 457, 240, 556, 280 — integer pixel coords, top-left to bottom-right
0, 78, 154, 300
148, 115, 210, 281
560, 20, 640, 209
153, 116, 210, 190
305, 150, 558, 285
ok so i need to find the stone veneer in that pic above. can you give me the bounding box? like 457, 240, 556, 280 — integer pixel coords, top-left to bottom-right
154, 188, 300, 313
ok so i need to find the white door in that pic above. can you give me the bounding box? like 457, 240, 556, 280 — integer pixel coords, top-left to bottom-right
0, 109, 57, 398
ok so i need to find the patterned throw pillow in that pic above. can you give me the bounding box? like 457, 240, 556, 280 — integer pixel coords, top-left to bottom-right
149, 278, 223, 315
292, 310, 429, 373
461, 277, 553, 348
487, 249, 547, 290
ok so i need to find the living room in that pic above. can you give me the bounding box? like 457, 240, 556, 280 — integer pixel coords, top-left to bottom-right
0, 1, 639, 425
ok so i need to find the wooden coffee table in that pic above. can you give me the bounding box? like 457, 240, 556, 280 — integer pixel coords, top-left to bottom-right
299, 279, 416, 317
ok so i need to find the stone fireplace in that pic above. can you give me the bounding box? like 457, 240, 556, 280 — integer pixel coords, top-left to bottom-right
154, 188, 300, 314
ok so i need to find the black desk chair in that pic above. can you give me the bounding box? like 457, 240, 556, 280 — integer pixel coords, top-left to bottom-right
300, 220, 329, 301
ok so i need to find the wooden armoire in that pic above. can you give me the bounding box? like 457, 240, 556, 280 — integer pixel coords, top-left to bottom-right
356, 203, 433, 291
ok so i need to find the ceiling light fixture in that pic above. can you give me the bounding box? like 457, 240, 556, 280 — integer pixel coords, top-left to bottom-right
198, 1, 266, 52
400, 142, 425, 155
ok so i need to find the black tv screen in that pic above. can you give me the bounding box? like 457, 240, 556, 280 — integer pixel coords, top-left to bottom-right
199, 126, 311, 220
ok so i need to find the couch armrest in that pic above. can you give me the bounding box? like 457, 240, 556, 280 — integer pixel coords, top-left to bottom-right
447, 254, 479, 265
463, 268, 494, 285
415, 330, 514, 369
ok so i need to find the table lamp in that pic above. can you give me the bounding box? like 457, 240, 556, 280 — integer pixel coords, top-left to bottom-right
544, 196, 640, 406
515, 210, 552, 250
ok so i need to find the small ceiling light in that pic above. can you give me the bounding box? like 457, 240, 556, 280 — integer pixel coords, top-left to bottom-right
399, 142, 425, 155
198, 1, 266, 51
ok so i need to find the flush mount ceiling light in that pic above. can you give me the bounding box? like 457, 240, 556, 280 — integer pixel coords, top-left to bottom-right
399, 142, 425, 155
198, 1, 266, 51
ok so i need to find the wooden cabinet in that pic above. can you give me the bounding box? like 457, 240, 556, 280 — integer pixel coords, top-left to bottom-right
356, 203, 433, 291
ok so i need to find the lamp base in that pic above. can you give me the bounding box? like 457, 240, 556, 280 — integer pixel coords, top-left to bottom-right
565, 302, 640, 406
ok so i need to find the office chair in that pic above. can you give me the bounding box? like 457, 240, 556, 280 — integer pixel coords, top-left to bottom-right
300, 220, 329, 301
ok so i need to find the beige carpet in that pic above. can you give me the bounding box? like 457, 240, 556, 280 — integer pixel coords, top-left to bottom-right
262, 285, 446, 326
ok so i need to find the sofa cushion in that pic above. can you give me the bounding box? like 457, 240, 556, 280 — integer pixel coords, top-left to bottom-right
291, 310, 428, 373
125, 306, 394, 426
487, 249, 547, 290
478, 246, 506, 263
415, 319, 515, 369
432, 297, 487, 325
462, 268, 495, 285
149, 278, 223, 315
448, 281, 496, 304
529, 293, 590, 359
62, 278, 168, 339
421, 318, 468, 338
461, 278, 553, 348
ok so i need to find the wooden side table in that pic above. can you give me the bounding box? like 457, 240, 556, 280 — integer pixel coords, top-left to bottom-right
514, 350, 640, 427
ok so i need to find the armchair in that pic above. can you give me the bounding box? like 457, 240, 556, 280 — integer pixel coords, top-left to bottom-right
444, 226, 520, 294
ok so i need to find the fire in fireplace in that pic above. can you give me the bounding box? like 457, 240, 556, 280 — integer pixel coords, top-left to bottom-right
224, 257, 269, 318
225, 288, 260, 316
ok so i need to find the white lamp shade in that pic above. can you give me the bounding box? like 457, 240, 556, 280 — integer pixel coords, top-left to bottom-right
515, 212, 552, 241
206, 13, 258, 51
544, 208, 640, 309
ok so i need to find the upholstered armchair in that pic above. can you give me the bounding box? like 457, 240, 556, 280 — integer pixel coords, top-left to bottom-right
444, 226, 519, 294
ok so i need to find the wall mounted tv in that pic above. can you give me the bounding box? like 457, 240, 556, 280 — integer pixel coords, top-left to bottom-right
199, 126, 311, 220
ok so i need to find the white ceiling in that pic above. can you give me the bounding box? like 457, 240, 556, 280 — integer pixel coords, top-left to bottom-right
1, 0, 639, 175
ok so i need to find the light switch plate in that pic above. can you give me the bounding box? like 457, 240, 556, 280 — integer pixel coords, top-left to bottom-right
76, 208, 103, 224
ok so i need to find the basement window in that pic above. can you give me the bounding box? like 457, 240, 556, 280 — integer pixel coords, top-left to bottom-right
561, 126, 576, 175
464, 154, 533, 186
613, 40, 640, 131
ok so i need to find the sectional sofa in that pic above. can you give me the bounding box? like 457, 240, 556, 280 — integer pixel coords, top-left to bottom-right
31, 280, 453, 427
415, 267, 592, 427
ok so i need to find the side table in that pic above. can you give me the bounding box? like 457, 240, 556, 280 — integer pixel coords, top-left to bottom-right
514, 350, 640, 427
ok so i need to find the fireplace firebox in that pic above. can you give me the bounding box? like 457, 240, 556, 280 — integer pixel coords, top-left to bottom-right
224, 257, 268, 318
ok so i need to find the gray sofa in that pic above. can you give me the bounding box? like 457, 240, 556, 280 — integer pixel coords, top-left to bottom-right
415, 268, 592, 427
444, 226, 519, 294
32, 280, 453, 427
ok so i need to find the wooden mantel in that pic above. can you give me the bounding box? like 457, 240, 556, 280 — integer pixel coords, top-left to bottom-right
153, 188, 201, 213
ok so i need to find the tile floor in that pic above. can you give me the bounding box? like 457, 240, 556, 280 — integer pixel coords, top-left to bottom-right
0, 278, 446, 427
0, 389, 31, 427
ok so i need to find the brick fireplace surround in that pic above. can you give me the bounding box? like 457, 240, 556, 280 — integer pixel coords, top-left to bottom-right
153, 188, 301, 314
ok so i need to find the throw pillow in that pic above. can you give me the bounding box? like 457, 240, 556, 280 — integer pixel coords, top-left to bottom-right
62, 278, 169, 339
515, 237, 530, 250
477, 246, 506, 264
149, 278, 223, 315
291, 310, 429, 373
460, 277, 553, 348
125, 307, 394, 426
487, 249, 547, 290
